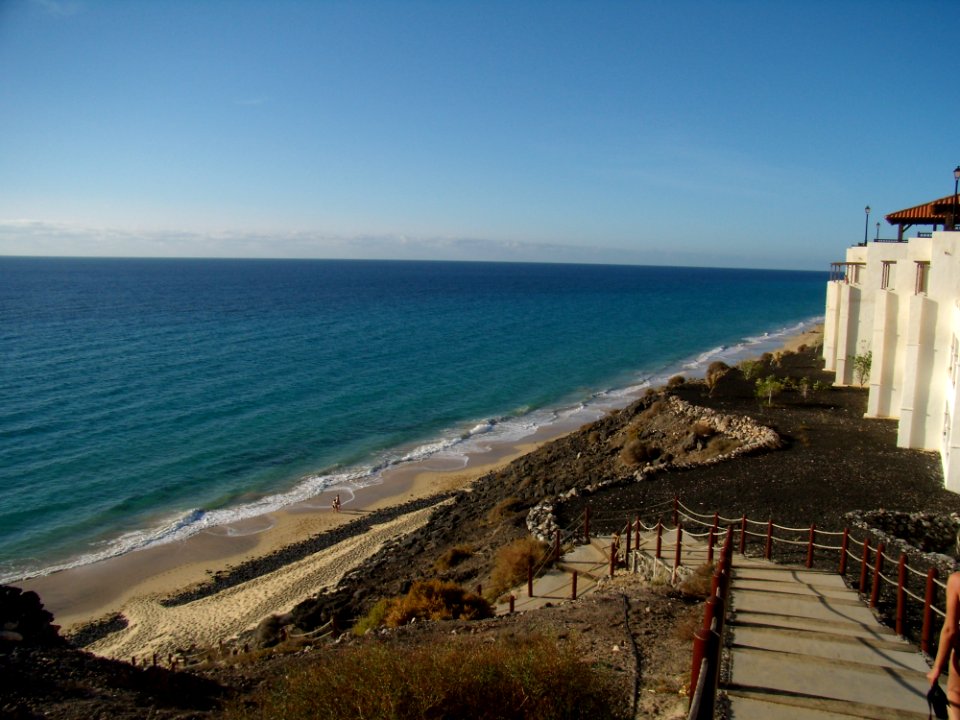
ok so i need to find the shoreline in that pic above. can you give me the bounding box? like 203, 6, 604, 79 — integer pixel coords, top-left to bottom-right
19, 321, 824, 657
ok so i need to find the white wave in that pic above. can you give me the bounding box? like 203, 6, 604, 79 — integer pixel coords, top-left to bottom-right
3, 315, 826, 584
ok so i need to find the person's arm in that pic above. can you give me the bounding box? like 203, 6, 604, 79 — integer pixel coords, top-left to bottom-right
928, 572, 960, 684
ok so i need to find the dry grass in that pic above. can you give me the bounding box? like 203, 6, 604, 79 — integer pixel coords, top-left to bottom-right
434, 544, 474, 571
385, 579, 492, 627
678, 562, 715, 600
223, 633, 625, 720
488, 496, 524, 525
489, 537, 549, 599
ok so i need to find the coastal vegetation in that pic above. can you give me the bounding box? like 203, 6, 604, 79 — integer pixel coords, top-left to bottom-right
852, 350, 873, 387
490, 537, 550, 600
353, 580, 491, 635
223, 633, 625, 720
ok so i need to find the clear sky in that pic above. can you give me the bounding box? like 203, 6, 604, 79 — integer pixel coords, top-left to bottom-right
1, 0, 958, 270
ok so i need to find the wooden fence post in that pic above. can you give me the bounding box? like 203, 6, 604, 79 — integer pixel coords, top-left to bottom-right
707, 525, 715, 565
625, 518, 632, 564
806, 524, 816, 568
571, 571, 578, 600
922, 567, 938, 655
765, 519, 773, 560
870, 542, 885, 608
839, 528, 849, 575
527, 557, 534, 598
896, 553, 907, 637
674, 522, 684, 575
859, 539, 871, 595
739, 514, 747, 555
509, 594, 515, 613
635, 514, 641, 551
656, 520, 663, 559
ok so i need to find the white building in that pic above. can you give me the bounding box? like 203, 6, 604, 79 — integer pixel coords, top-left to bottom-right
823, 195, 960, 492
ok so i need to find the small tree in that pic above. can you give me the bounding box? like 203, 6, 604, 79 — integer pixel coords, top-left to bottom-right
851, 350, 872, 387
738, 359, 763, 380
756, 375, 784, 406
705, 361, 730, 397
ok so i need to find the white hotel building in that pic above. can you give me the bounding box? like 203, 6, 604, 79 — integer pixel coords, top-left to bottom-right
823, 195, 960, 493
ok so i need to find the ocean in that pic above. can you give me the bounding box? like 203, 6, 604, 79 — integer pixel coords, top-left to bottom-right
0, 257, 827, 583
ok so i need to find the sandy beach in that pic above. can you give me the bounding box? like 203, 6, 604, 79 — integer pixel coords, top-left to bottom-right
21, 442, 541, 656
18, 325, 824, 660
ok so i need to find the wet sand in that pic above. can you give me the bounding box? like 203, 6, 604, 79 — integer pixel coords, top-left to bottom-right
22, 442, 541, 633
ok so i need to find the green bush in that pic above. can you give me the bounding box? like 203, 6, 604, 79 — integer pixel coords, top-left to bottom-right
223, 633, 625, 720
737, 359, 762, 380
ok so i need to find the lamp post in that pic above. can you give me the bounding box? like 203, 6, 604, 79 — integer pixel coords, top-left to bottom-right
953, 166, 960, 230
876, 221, 880, 241
864, 205, 871, 245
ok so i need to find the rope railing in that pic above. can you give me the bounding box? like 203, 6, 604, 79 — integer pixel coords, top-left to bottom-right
573, 496, 953, 671
661, 496, 952, 657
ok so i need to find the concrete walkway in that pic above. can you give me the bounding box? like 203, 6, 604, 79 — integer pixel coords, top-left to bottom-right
723, 554, 933, 719
497, 527, 938, 718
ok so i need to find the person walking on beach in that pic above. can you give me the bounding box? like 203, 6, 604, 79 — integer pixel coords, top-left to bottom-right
331, 493, 341, 513
928, 571, 960, 718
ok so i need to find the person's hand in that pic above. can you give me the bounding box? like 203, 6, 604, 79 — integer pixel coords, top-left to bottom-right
928, 668, 942, 685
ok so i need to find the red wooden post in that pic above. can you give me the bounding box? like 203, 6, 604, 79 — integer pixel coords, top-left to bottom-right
806, 524, 816, 568
896, 553, 907, 636
655, 520, 663, 559
689, 627, 709, 698
625, 518, 632, 564
609, 537, 617, 578
712, 512, 719, 541
922, 567, 939, 655
635, 514, 641, 550
527, 557, 534, 598
739, 514, 747, 555
584, 505, 591, 542
674, 522, 684, 573
707, 526, 716, 564
764, 519, 773, 560
476, 583, 482, 596
870, 542, 885, 608
673, 495, 679, 526
509, 594, 515, 613
839, 528, 849, 575
859, 539, 871, 594
571, 570, 578, 600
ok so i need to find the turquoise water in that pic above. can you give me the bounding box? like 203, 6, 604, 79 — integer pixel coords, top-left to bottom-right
0, 258, 827, 581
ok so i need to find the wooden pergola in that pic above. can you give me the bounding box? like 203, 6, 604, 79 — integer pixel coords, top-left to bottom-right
886, 194, 960, 240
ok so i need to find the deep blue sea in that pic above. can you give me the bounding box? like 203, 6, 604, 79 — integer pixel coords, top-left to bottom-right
0, 258, 827, 582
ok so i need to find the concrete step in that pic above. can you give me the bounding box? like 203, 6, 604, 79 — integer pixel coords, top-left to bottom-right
727, 645, 931, 715
729, 625, 928, 671
730, 587, 881, 626
724, 687, 928, 720
731, 610, 897, 640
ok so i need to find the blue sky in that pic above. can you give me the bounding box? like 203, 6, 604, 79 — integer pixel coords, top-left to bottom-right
1, 0, 958, 269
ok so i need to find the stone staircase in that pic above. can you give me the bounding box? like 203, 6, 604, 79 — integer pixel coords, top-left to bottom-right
498, 526, 938, 719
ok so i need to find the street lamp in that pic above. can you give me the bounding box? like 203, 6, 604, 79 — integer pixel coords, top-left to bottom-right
953, 166, 960, 230
864, 205, 871, 245
876, 221, 880, 241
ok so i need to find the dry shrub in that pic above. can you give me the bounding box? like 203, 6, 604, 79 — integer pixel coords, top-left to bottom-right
704, 435, 740, 458
678, 562, 714, 599
223, 633, 624, 720
434, 544, 474, 571
672, 612, 703, 642
667, 374, 685, 387
704, 361, 730, 396
488, 496, 524, 525
385, 579, 492, 627
692, 421, 714, 438
619, 439, 658, 467
490, 537, 549, 598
